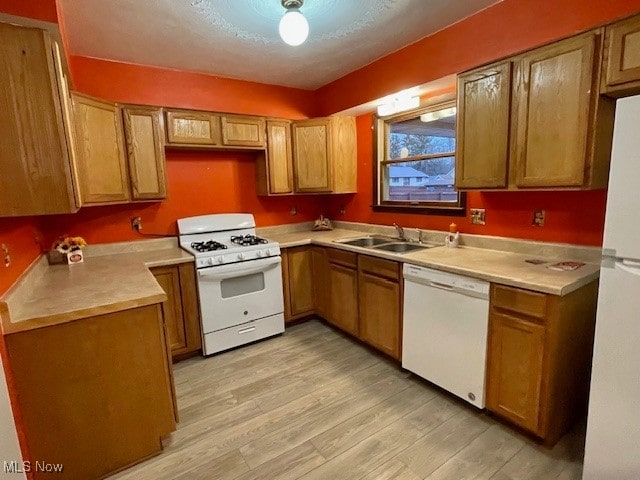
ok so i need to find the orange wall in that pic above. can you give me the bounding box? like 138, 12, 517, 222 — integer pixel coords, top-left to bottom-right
331, 115, 607, 246
0, 219, 42, 297
0, 0, 56, 22
68, 56, 317, 119
39, 150, 333, 245
317, 0, 640, 114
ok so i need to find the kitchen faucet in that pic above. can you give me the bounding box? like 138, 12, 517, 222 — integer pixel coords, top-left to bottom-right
393, 223, 406, 241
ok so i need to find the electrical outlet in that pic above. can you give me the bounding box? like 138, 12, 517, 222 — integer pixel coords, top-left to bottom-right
131, 216, 142, 232
470, 208, 486, 225
532, 209, 545, 227
339, 205, 346, 215
290, 205, 297, 216
2, 243, 10, 268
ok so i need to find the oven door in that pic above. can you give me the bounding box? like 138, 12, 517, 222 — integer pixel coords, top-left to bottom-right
196, 256, 284, 333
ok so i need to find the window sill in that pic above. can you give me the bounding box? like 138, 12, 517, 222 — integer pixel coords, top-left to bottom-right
372, 204, 467, 216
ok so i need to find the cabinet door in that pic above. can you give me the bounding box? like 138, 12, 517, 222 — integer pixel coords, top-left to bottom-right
287, 247, 314, 317
456, 62, 511, 189
123, 106, 167, 200
266, 120, 293, 194
165, 110, 221, 146
512, 33, 597, 188
72, 94, 130, 204
330, 116, 357, 193
0, 23, 78, 216
152, 266, 188, 355
487, 310, 545, 434
311, 247, 329, 318
358, 272, 401, 360
292, 119, 332, 192
604, 14, 640, 93
221, 114, 266, 147
177, 263, 202, 357
327, 262, 359, 336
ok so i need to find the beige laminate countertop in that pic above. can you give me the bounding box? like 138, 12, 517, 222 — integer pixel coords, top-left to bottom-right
264, 229, 600, 296
0, 246, 194, 335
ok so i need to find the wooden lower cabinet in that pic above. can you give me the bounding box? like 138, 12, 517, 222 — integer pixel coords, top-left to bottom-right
486, 282, 599, 445
281, 246, 402, 360
311, 246, 329, 318
4, 304, 176, 480
327, 261, 359, 336
151, 263, 202, 361
281, 247, 315, 323
358, 256, 402, 361
487, 311, 545, 433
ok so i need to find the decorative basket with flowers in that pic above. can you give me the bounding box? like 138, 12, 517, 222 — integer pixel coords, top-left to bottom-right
49, 235, 88, 265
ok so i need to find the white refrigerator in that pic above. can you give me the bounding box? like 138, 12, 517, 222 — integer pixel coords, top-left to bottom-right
583, 95, 640, 479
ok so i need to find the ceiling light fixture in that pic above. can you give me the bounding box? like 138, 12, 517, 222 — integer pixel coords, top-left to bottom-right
377, 89, 420, 116
279, 0, 309, 47
420, 107, 457, 123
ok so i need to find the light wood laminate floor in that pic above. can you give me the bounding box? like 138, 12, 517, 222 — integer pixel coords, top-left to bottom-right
110, 320, 585, 480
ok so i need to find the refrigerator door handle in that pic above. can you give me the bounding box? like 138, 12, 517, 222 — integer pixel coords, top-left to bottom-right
617, 260, 640, 276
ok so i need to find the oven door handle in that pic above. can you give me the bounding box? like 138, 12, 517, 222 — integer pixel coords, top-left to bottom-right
198, 256, 281, 280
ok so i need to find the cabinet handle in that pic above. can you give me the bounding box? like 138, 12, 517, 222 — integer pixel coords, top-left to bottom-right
238, 326, 256, 335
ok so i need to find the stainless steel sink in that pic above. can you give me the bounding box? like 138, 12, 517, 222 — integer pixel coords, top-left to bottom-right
336, 236, 396, 247
372, 242, 432, 254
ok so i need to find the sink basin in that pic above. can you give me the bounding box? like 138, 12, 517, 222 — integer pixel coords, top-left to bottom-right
336, 236, 396, 247
372, 242, 432, 254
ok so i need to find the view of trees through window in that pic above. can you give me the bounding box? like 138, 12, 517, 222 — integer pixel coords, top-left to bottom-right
383, 106, 458, 203
389, 133, 456, 176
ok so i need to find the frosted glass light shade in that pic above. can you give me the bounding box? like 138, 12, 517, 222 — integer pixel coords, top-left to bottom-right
279, 9, 309, 46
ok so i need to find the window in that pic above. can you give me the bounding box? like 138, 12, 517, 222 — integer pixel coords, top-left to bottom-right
373, 100, 465, 214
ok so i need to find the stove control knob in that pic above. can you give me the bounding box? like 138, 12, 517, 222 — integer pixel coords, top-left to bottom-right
265, 249, 271, 256
207, 258, 214, 266
216, 256, 224, 264
256, 250, 263, 258
237, 253, 245, 261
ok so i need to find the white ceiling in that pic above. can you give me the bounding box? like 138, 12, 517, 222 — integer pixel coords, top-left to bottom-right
58, 0, 498, 90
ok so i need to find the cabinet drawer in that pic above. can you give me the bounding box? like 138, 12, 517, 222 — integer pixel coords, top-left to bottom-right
491, 284, 547, 320
358, 255, 400, 281
327, 248, 357, 268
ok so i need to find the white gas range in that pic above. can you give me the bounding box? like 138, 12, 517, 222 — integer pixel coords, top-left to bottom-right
177, 214, 284, 356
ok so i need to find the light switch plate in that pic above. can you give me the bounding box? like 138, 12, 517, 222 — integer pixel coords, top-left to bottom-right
470, 209, 486, 225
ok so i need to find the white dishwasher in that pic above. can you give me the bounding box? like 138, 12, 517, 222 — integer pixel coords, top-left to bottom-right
402, 264, 490, 409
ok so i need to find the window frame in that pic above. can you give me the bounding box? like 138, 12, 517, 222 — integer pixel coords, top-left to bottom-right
372, 98, 466, 216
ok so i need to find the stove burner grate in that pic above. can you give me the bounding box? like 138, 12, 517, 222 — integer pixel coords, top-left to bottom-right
191, 240, 228, 252
230, 234, 269, 246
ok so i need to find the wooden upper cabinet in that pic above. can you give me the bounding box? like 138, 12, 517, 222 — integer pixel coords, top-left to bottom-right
456, 61, 511, 189
221, 114, 266, 148
0, 22, 78, 216
292, 116, 356, 194
123, 106, 167, 200
165, 109, 221, 146
256, 119, 294, 195
456, 29, 613, 191
512, 33, 600, 188
292, 118, 332, 192
72, 94, 130, 204
603, 13, 640, 95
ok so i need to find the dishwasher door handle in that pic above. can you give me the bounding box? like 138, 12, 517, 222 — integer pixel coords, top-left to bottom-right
429, 281, 455, 291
